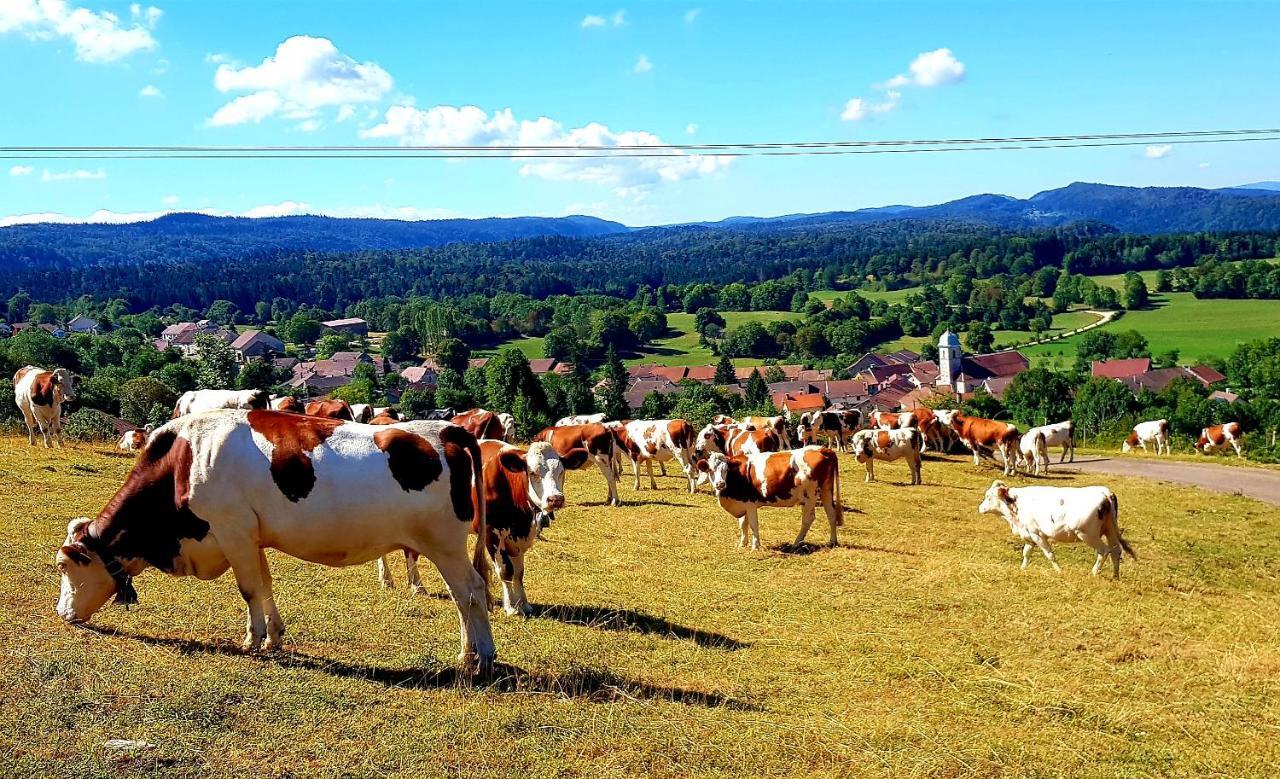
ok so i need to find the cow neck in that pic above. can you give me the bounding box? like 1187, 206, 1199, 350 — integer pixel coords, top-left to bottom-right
486, 460, 535, 541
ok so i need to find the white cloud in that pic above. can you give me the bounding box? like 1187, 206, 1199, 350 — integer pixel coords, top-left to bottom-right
363, 104, 730, 198
0, 0, 161, 63
161, 194, 179, 205
9, 165, 34, 177
204, 52, 232, 64
582, 9, 625, 27
633, 54, 652, 73
1199, 162, 1211, 169
581, 14, 605, 28
296, 118, 321, 132
242, 200, 310, 218
41, 168, 106, 182
612, 9, 626, 25
882, 48, 966, 88
684, 8, 700, 23
1145, 144, 1173, 159
207, 36, 393, 127
336, 104, 356, 122
0, 202, 463, 228
685, 123, 698, 135
139, 84, 162, 97
840, 91, 900, 121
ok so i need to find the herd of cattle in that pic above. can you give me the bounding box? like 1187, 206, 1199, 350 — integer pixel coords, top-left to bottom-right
6, 364, 1243, 671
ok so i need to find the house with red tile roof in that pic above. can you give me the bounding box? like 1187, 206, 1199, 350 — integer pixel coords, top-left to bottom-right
1092, 358, 1152, 380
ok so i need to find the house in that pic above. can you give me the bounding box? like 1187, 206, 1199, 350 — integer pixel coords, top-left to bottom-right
1117, 364, 1229, 396
820, 379, 870, 406
1092, 358, 1152, 380
935, 330, 1029, 393
273, 356, 300, 372
468, 357, 490, 371
625, 378, 681, 411
401, 364, 439, 390
66, 315, 99, 334
1186, 364, 1227, 386
773, 392, 826, 414
1210, 390, 1239, 404
321, 317, 369, 337
766, 380, 818, 396
230, 330, 285, 363
684, 366, 718, 383
0, 323, 11, 337
156, 320, 233, 357
846, 352, 894, 376
885, 349, 920, 365
289, 351, 383, 394
527, 358, 559, 375
858, 363, 914, 390
978, 375, 1017, 400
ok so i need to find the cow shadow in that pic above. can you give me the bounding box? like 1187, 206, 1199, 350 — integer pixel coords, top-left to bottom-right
84, 626, 753, 710
770, 541, 916, 557
529, 603, 749, 651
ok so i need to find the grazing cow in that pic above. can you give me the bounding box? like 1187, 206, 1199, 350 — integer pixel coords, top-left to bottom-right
978, 480, 1136, 578
872, 409, 942, 452
270, 396, 301, 413
1195, 422, 1243, 457
945, 412, 1020, 475
795, 410, 849, 451
369, 408, 402, 425
117, 425, 153, 452
610, 419, 698, 493
1123, 419, 1170, 456
54, 410, 495, 669
556, 413, 606, 427
173, 389, 269, 418
534, 422, 621, 506
452, 409, 512, 441
349, 403, 375, 423
13, 366, 77, 448
305, 399, 355, 421
1022, 421, 1075, 464
378, 440, 588, 616
1015, 429, 1050, 476
870, 410, 913, 430
739, 415, 791, 448
851, 428, 924, 485
696, 448, 843, 550
696, 422, 783, 458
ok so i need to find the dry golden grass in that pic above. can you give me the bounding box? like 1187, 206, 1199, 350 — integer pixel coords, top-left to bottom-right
2, 436, 1279, 777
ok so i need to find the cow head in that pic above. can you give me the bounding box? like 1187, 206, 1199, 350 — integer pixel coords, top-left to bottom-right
978, 480, 1017, 519
695, 453, 731, 494
1121, 431, 1139, 453
794, 413, 814, 445
50, 368, 77, 403
696, 424, 725, 456
55, 517, 134, 624
499, 442, 585, 514
933, 409, 958, 427
248, 389, 270, 410
852, 431, 875, 464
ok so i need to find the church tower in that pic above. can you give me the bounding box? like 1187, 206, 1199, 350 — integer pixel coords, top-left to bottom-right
937, 330, 962, 388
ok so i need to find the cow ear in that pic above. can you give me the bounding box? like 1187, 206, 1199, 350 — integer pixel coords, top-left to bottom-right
695, 458, 710, 473
51, 373, 62, 385
498, 450, 527, 473
561, 448, 590, 470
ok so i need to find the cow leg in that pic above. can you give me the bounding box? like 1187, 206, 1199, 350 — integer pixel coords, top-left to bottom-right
864, 460, 874, 483
221, 539, 270, 651
596, 457, 620, 506
19, 406, 36, 446
736, 515, 749, 549
36, 413, 53, 448
659, 461, 668, 477
404, 551, 426, 595
376, 555, 396, 589
631, 458, 642, 491
258, 549, 285, 650
912, 455, 923, 485
420, 542, 496, 671
821, 485, 840, 547
1035, 539, 1062, 573
746, 507, 762, 551
495, 543, 533, 617
646, 459, 658, 490
1021, 543, 1033, 570
1233, 440, 1242, 458
53, 415, 65, 448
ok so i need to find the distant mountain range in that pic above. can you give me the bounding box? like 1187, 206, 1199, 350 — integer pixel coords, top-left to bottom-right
3, 182, 1280, 267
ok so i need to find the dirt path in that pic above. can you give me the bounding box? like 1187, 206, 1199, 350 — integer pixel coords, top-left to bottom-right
1064, 456, 1280, 506
995, 309, 1118, 352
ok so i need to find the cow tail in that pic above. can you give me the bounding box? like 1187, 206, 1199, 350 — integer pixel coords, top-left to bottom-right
829, 450, 844, 526
1108, 493, 1136, 560
467, 436, 492, 610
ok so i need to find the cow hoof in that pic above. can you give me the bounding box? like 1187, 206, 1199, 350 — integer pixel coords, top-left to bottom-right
263, 636, 284, 651
410, 584, 429, 597
242, 636, 263, 652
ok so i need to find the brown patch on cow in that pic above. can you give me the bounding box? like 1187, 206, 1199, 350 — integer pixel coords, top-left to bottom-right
29, 372, 57, 407
1125, 431, 1140, 446
803, 448, 838, 489
540, 423, 613, 467
275, 397, 301, 413
478, 441, 536, 543
667, 420, 694, 451
452, 409, 505, 440
438, 424, 480, 522
369, 413, 398, 425
59, 544, 92, 566
760, 452, 798, 502
248, 410, 343, 502
305, 399, 354, 420
374, 428, 443, 492
84, 428, 210, 573
611, 424, 641, 459
875, 430, 891, 450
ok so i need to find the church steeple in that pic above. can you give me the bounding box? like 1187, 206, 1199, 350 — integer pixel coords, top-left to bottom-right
937, 329, 962, 388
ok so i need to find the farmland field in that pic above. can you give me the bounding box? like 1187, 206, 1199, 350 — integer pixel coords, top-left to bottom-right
3, 438, 1279, 777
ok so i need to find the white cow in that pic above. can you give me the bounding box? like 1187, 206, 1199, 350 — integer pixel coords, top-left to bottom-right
1023, 421, 1075, 464
850, 428, 923, 485
1015, 429, 1050, 476
55, 409, 496, 670
13, 366, 76, 448
556, 413, 606, 426
978, 480, 1136, 578
173, 389, 270, 417
1123, 419, 1170, 455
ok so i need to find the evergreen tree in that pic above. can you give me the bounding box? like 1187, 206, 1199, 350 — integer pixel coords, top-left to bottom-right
714, 353, 736, 385
744, 368, 770, 407
599, 345, 630, 420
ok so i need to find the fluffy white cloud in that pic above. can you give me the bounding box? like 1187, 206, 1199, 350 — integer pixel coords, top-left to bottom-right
633, 54, 652, 73
685, 123, 698, 135
0, 0, 161, 62
9, 165, 34, 176
41, 168, 106, 182
207, 36, 392, 127
840, 91, 900, 121
883, 48, 966, 88
580, 14, 605, 27
139, 84, 162, 97
612, 9, 626, 25
582, 9, 625, 27
684, 8, 700, 23
0, 202, 462, 228
242, 200, 310, 218
363, 104, 729, 198
1145, 144, 1173, 159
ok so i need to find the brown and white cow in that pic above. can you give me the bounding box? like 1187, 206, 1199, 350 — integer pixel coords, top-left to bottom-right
696, 447, 843, 550
795, 410, 847, 451
556, 413, 606, 426
378, 440, 588, 616
269, 396, 302, 413
369, 408, 402, 425
534, 422, 621, 506
174, 389, 269, 418
696, 422, 783, 459
851, 428, 923, 485
349, 403, 375, 424
978, 480, 1136, 578
609, 419, 698, 493
740, 415, 791, 448
117, 425, 153, 453
452, 408, 514, 442
13, 365, 77, 448
305, 399, 355, 421
54, 410, 495, 670
1195, 422, 1243, 457
945, 412, 1020, 475
1123, 419, 1170, 456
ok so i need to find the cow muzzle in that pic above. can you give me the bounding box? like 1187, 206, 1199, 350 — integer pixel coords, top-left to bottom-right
544, 493, 565, 511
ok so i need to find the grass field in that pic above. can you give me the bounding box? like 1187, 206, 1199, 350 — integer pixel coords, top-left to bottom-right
631, 311, 797, 367
3, 437, 1279, 776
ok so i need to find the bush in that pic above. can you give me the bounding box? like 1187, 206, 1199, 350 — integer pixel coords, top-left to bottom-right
119, 377, 177, 427
62, 409, 119, 442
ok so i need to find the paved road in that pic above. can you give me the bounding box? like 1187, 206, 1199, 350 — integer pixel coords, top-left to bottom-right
1064, 456, 1280, 506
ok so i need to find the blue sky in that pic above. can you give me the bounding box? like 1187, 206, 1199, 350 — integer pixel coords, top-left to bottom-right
2, 0, 1278, 226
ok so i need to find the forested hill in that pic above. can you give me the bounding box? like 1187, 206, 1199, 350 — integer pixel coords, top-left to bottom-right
0, 212, 629, 266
